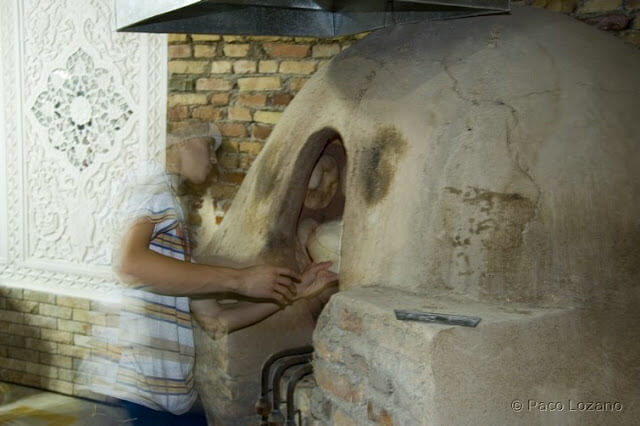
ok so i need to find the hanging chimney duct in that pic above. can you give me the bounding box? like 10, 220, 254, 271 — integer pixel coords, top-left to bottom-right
114, 0, 510, 37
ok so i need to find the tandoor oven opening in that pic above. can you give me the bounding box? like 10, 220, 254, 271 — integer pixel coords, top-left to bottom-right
295, 133, 346, 273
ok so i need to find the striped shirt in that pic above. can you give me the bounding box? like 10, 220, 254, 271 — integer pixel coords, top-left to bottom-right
92, 170, 198, 415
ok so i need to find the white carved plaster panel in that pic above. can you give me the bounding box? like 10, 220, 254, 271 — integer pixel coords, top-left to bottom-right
0, 0, 167, 300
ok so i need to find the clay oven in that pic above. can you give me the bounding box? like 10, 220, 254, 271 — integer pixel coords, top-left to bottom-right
194, 5, 639, 425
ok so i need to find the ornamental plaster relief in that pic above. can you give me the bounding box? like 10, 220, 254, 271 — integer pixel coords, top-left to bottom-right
0, 0, 167, 300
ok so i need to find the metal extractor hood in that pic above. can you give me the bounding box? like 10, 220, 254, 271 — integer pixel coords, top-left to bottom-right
115, 0, 511, 37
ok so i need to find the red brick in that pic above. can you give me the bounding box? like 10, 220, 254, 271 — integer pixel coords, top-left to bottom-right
259, 60, 278, 73
194, 45, 216, 58
168, 34, 188, 42
192, 106, 225, 121
168, 106, 190, 121
212, 93, 230, 105
251, 124, 273, 140
228, 106, 252, 121
218, 122, 247, 137
196, 78, 234, 91
236, 94, 267, 106
270, 93, 293, 106
237, 77, 280, 91
288, 77, 308, 92
169, 44, 192, 58
279, 60, 316, 74
223, 44, 250, 57
168, 93, 207, 107
253, 110, 281, 124
238, 141, 263, 155
169, 61, 208, 74
233, 60, 257, 74
263, 43, 310, 58
191, 35, 220, 42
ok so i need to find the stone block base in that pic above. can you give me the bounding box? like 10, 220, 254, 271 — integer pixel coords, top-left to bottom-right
312, 287, 639, 425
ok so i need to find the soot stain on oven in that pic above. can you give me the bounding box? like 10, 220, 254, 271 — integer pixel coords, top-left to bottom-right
359, 126, 407, 206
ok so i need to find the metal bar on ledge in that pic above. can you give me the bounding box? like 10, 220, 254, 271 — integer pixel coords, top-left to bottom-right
395, 309, 481, 327
114, 0, 511, 37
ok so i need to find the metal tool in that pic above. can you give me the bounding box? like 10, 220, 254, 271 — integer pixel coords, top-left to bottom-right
395, 309, 481, 327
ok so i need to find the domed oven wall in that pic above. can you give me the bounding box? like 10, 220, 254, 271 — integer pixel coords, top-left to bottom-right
194, 4, 640, 424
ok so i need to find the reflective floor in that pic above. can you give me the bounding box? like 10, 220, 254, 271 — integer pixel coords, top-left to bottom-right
0, 382, 129, 425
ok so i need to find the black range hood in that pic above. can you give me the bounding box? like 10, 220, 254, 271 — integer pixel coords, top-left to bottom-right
115, 0, 511, 37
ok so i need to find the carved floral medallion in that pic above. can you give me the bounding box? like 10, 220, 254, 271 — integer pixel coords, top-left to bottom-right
31, 49, 132, 171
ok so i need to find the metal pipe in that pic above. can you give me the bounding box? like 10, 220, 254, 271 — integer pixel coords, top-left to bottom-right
256, 346, 313, 421
268, 354, 313, 426
285, 364, 313, 426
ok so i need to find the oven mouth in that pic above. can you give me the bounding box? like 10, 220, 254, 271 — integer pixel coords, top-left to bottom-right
293, 130, 346, 272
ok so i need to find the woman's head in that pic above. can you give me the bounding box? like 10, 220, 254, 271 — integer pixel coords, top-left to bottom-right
166, 122, 221, 184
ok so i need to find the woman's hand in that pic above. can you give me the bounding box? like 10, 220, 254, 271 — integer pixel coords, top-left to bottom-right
296, 262, 339, 300
235, 265, 301, 304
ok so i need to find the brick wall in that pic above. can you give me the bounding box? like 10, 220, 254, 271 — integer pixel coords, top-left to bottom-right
311, 289, 410, 426
169, 2, 640, 228
167, 33, 366, 227
0, 287, 118, 401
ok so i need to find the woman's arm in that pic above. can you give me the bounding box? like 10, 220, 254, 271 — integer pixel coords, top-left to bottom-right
190, 262, 340, 338
190, 298, 282, 337
118, 219, 299, 302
